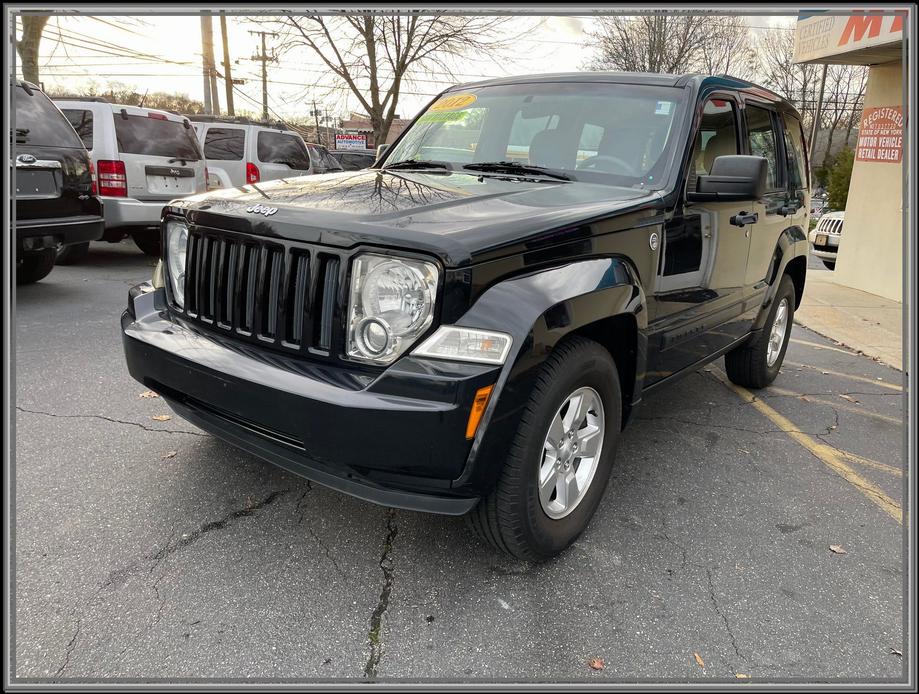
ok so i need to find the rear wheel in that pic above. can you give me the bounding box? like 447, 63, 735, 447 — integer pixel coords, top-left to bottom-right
132, 231, 161, 257
467, 336, 621, 561
56, 242, 91, 265
725, 274, 795, 389
17, 249, 56, 285
822, 260, 836, 270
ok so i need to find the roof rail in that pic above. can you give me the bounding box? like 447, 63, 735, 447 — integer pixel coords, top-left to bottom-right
53, 95, 110, 103
184, 114, 289, 129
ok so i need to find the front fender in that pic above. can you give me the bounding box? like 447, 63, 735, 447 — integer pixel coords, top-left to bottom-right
754, 225, 808, 331
451, 256, 646, 493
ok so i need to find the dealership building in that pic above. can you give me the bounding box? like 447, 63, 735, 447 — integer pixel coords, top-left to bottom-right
794, 11, 905, 302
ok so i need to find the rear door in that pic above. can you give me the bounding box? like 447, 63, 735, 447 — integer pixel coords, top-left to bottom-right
113, 108, 205, 201
12, 85, 96, 222
201, 124, 247, 188
256, 129, 312, 181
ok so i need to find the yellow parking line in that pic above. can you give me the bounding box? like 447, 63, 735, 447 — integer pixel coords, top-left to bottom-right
768, 386, 903, 426
789, 338, 857, 356
711, 369, 902, 524
836, 450, 902, 477
784, 362, 903, 391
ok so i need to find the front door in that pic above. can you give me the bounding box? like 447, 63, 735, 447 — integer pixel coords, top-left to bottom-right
646, 95, 754, 383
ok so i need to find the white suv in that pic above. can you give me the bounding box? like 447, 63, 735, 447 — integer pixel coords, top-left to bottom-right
56, 99, 206, 259
808, 210, 844, 270
189, 117, 342, 190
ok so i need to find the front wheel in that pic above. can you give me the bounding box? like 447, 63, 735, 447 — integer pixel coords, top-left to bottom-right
725, 274, 796, 388
467, 336, 621, 561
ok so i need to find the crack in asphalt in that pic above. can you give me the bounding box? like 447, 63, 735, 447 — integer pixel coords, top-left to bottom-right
293, 484, 346, 578
364, 509, 398, 680
52, 491, 287, 677
16, 406, 206, 437
636, 413, 830, 437
706, 568, 743, 668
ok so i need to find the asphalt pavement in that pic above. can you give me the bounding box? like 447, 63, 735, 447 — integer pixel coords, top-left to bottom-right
13, 241, 907, 683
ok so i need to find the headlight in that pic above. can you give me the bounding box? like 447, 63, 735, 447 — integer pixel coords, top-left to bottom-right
413, 326, 512, 365
165, 219, 189, 307
346, 254, 439, 364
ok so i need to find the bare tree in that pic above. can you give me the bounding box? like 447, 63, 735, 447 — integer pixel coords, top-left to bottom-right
585, 14, 751, 76
16, 15, 49, 85
265, 12, 512, 145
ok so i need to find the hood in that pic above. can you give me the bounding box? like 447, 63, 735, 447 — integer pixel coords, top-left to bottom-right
170, 169, 662, 266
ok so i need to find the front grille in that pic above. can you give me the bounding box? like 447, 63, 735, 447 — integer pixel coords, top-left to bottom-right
818, 217, 844, 235
179, 226, 346, 356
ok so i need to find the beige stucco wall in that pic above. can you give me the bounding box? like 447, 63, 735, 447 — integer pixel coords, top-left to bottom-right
832, 60, 904, 302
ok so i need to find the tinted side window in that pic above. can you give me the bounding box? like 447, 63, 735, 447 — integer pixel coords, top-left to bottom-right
782, 115, 808, 192
115, 115, 202, 160
14, 87, 84, 148
694, 98, 738, 175
203, 127, 245, 161
62, 109, 94, 149
745, 105, 780, 190
258, 132, 311, 169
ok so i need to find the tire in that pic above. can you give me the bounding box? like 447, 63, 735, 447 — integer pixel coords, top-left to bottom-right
56, 241, 91, 265
16, 249, 56, 285
725, 274, 796, 389
132, 231, 161, 257
467, 336, 621, 561
822, 260, 836, 270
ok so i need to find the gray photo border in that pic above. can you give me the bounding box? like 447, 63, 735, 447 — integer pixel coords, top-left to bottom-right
3, 2, 916, 690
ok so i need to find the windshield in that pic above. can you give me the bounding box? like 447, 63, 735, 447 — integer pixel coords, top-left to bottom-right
385, 82, 688, 189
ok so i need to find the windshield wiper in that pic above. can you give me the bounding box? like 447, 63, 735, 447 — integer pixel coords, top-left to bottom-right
463, 161, 572, 181
382, 159, 452, 171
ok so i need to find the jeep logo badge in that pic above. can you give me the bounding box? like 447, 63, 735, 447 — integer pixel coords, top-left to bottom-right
246, 204, 278, 217
169, 168, 181, 176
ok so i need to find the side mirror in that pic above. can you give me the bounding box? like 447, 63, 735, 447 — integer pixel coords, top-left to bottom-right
687, 155, 767, 203
375, 143, 390, 162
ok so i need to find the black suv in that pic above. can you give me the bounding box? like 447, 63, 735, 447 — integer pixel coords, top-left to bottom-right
122, 73, 810, 560
13, 81, 103, 284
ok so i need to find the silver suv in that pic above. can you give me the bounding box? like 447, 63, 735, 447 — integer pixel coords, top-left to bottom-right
189, 117, 342, 191
56, 98, 206, 259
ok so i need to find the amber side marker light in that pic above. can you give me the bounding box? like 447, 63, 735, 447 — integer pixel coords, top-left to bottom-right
466, 385, 495, 440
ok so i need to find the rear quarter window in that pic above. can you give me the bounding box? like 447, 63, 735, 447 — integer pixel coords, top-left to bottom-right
62, 109, 94, 149
114, 114, 202, 160
14, 86, 84, 149
203, 127, 245, 160
258, 132, 311, 169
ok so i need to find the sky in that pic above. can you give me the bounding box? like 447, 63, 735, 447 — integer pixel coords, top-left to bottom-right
16, 13, 794, 122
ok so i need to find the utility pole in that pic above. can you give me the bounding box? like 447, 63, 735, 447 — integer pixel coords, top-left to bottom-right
249, 30, 277, 122
200, 12, 220, 115
312, 101, 322, 146
200, 16, 212, 115
219, 14, 235, 116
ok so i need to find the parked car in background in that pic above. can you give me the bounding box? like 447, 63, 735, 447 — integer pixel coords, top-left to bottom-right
13, 82, 103, 283
189, 117, 341, 191
329, 148, 377, 171
809, 210, 843, 270
306, 142, 344, 174
55, 98, 205, 260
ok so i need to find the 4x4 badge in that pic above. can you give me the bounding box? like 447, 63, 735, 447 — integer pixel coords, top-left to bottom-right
246, 204, 278, 217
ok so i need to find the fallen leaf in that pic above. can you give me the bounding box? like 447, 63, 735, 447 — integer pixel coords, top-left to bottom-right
693, 652, 705, 669
587, 658, 605, 671
890, 648, 902, 657
161, 451, 177, 460
736, 673, 751, 679
139, 390, 159, 399
829, 544, 847, 555
152, 415, 172, 422
839, 394, 859, 403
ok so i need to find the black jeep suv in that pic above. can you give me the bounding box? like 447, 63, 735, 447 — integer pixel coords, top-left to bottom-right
122, 73, 810, 560
13, 81, 103, 284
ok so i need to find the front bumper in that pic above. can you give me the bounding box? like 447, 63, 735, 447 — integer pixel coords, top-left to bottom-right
122, 285, 500, 515
17, 214, 104, 250
808, 229, 840, 260
103, 197, 169, 230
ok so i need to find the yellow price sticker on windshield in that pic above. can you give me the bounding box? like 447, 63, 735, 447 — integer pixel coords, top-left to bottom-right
430, 93, 477, 112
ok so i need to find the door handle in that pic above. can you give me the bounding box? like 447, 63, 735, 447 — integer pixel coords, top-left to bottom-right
730, 211, 758, 228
